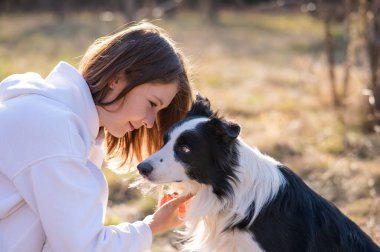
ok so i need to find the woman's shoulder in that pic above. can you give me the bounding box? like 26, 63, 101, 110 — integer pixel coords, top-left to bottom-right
1, 93, 78, 130
0, 95, 91, 172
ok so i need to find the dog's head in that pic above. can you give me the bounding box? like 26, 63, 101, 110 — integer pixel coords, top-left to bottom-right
137, 95, 241, 198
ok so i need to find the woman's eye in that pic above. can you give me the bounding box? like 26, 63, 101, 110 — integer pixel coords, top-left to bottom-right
149, 101, 157, 108
178, 145, 191, 153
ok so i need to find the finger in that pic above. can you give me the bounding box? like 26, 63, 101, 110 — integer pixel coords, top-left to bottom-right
166, 193, 193, 208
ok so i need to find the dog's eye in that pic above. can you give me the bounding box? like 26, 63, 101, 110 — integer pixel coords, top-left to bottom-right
178, 145, 191, 153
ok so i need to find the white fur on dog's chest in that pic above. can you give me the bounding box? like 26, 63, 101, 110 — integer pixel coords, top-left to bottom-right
182, 217, 265, 252
179, 182, 266, 252
208, 231, 265, 252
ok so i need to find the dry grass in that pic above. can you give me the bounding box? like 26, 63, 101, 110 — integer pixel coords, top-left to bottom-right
1, 9, 379, 250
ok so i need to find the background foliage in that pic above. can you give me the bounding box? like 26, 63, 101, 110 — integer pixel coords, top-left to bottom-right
1, 1, 379, 250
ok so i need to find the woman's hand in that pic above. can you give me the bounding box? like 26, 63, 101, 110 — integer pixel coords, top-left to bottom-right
143, 194, 193, 235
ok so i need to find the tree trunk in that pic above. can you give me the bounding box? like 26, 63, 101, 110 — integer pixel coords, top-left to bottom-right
124, 0, 137, 22
200, 0, 220, 23
367, 0, 380, 130
342, 0, 354, 99
324, 18, 340, 107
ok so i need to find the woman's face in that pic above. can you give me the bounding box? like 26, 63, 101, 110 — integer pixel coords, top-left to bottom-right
96, 73, 178, 138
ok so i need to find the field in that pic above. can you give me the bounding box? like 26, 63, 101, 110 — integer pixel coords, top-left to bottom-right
1, 9, 379, 250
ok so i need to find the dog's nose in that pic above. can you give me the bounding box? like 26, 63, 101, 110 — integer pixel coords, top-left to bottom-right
137, 162, 154, 177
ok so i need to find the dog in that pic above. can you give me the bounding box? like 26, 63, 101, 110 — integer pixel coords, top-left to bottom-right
137, 95, 380, 252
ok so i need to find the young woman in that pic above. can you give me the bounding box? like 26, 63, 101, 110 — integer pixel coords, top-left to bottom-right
0, 22, 193, 252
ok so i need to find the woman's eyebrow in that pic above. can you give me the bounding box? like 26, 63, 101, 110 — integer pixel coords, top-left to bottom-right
153, 95, 163, 106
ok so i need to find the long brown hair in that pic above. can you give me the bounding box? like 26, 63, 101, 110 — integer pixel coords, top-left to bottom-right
79, 22, 193, 167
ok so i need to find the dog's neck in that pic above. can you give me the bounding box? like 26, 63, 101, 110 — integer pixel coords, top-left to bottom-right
231, 138, 286, 225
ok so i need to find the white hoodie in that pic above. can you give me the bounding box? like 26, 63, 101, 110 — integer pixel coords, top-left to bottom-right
0, 62, 152, 252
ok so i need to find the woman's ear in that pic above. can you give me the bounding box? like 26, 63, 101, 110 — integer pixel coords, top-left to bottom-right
109, 72, 125, 89
109, 73, 125, 89
109, 81, 116, 89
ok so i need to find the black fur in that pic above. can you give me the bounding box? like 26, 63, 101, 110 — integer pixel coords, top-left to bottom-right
165, 94, 241, 199
186, 94, 213, 118
172, 118, 240, 199
243, 165, 380, 252
163, 94, 214, 145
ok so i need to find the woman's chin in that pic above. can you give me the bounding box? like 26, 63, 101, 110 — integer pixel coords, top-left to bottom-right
107, 126, 136, 138
108, 130, 126, 138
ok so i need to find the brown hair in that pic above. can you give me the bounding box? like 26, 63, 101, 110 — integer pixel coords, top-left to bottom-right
79, 22, 193, 166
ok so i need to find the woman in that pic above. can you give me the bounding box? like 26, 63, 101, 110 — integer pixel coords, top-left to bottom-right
0, 22, 193, 251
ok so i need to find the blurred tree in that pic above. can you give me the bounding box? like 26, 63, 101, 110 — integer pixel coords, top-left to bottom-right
121, 0, 185, 21
156, 0, 185, 19
123, 0, 137, 21
314, 0, 380, 133
202, 0, 220, 22
316, 0, 348, 107
364, 0, 380, 131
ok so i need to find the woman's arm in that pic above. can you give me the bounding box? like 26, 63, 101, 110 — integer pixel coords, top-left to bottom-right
13, 157, 152, 252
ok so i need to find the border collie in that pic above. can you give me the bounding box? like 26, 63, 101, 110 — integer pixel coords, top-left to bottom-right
137, 95, 380, 252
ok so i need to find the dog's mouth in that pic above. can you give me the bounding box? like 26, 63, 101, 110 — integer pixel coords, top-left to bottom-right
140, 175, 183, 184
141, 175, 183, 184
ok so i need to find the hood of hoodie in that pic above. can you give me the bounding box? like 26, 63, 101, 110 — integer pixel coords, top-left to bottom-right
0, 61, 99, 140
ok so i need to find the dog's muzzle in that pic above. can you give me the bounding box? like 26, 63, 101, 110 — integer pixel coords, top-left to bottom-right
137, 162, 154, 177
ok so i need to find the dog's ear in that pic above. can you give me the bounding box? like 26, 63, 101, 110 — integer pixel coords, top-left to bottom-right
186, 94, 214, 118
208, 118, 241, 143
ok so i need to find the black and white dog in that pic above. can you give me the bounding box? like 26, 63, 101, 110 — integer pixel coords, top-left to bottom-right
137, 95, 380, 252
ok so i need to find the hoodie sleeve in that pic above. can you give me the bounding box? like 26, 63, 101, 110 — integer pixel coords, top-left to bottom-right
12, 157, 153, 252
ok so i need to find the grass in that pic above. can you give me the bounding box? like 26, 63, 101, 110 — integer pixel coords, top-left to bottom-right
1, 9, 379, 249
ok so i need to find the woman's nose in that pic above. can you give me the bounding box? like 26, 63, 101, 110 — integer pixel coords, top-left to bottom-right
143, 113, 156, 128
